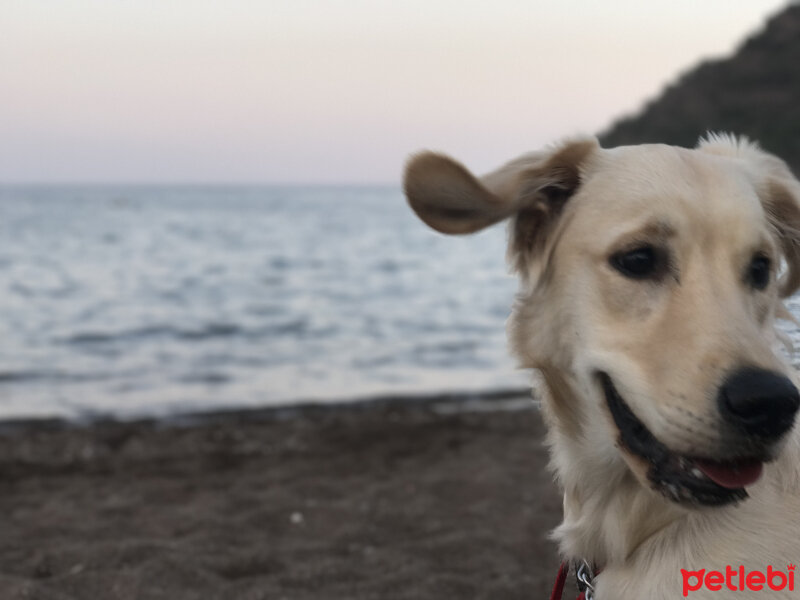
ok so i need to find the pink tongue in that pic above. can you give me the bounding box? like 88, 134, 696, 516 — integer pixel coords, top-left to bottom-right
694, 458, 763, 489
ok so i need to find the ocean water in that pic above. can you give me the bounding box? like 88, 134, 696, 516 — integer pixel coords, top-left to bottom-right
3, 185, 800, 421
0, 185, 526, 420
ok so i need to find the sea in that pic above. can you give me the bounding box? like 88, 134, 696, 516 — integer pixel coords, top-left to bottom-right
3, 185, 800, 422
0, 185, 529, 420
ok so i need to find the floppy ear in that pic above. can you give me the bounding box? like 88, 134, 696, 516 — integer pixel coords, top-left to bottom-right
762, 177, 800, 298
403, 137, 598, 236
699, 134, 800, 298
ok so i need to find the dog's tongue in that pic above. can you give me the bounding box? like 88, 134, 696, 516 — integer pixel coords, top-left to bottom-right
694, 458, 763, 489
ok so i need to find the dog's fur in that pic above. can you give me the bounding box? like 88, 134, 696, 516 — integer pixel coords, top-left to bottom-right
404, 135, 800, 599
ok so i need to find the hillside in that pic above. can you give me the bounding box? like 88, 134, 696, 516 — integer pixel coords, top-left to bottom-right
600, 3, 800, 170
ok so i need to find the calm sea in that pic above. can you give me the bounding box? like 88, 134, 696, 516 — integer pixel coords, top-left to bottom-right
4, 186, 800, 421
0, 185, 528, 420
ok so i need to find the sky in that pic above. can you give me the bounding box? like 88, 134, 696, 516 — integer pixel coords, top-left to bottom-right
0, 0, 790, 184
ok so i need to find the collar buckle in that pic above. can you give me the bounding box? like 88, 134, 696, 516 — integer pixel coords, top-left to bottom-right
575, 559, 596, 600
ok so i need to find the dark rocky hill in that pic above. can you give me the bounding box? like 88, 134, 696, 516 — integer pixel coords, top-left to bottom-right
600, 3, 800, 170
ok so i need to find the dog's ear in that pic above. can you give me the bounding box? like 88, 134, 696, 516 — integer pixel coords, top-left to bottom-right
404, 137, 598, 270
762, 177, 800, 298
404, 138, 597, 234
699, 134, 800, 298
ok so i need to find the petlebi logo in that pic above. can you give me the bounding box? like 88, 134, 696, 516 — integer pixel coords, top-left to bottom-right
681, 564, 796, 596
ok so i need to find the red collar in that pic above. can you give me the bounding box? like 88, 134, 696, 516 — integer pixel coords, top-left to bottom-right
549, 561, 598, 600
549, 562, 572, 600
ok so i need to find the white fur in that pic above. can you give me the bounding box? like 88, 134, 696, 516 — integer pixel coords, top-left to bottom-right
405, 135, 800, 599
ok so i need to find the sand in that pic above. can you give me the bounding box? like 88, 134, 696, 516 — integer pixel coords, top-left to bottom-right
0, 396, 568, 599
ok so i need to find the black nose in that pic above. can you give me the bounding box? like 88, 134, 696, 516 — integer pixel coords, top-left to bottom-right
718, 368, 800, 439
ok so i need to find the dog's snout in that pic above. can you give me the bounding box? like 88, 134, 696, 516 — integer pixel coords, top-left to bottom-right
718, 368, 800, 439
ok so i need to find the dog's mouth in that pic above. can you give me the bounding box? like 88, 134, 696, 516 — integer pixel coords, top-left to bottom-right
599, 372, 766, 507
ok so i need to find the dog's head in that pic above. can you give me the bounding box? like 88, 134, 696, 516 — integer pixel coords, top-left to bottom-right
404, 135, 800, 507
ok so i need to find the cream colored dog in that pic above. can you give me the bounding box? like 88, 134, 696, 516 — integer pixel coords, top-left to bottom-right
404, 135, 800, 599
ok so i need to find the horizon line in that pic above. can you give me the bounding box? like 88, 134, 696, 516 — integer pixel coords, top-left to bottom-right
0, 180, 401, 189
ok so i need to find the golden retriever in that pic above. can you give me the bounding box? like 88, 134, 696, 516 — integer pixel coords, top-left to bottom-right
403, 135, 800, 599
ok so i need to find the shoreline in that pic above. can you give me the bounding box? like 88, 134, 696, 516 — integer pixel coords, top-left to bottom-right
0, 386, 535, 433
0, 388, 565, 599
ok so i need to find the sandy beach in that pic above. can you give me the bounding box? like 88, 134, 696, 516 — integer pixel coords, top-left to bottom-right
0, 396, 567, 599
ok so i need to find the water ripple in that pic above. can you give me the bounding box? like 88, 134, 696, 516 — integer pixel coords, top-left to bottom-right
0, 185, 525, 419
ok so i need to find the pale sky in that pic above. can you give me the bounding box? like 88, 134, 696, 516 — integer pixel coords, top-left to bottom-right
0, 0, 790, 184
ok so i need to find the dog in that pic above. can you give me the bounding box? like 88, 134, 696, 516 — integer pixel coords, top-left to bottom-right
403, 134, 800, 599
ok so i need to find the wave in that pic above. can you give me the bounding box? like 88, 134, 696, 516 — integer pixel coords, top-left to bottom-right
0, 369, 114, 384
58, 319, 315, 346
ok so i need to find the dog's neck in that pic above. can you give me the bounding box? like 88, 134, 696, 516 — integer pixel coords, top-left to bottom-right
539, 369, 686, 567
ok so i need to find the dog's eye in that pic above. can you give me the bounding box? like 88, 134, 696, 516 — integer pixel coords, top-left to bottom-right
610, 246, 659, 279
748, 254, 771, 290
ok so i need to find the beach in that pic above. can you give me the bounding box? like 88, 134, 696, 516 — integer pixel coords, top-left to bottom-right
0, 396, 566, 599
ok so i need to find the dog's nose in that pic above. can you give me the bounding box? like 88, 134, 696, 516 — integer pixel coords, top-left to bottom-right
718, 368, 800, 439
